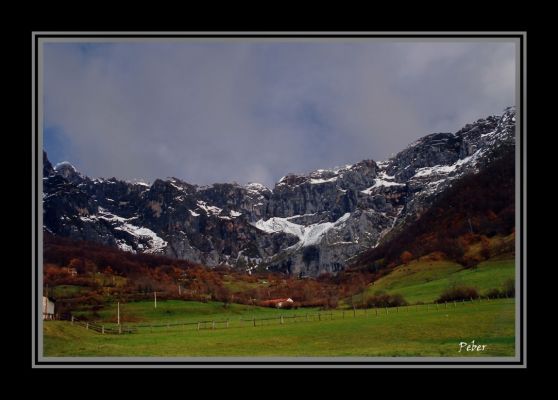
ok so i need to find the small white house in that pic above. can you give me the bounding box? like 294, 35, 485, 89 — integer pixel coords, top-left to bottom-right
261, 297, 294, 308
276, 298, 294, 308
42, 296, 55, 320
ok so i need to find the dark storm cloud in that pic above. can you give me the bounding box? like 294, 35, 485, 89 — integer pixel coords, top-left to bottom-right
43, 40, 516, 187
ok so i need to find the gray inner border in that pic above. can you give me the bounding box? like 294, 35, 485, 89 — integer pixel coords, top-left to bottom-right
32, 32, 527, 368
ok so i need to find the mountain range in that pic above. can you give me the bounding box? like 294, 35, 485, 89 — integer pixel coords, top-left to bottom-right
42, 107, 516, 276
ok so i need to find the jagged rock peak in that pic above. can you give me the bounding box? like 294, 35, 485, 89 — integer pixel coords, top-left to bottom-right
43, 151, 54, 177
275, 161, 377, 188
245, 182, 271, 193
52, 160, 84, 184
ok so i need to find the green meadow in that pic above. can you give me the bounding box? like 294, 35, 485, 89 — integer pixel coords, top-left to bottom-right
73, 299, 320, 325
44, 298, 515, 357
354, 258, 515, 305
43, 256, 516, 358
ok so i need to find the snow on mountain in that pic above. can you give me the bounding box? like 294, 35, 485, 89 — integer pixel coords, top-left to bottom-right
79, 208, 167, 254
412, 155, 474, 178
309, 177, 338, 184
361, 170, 404, 194
252, 212, 351, 248
114, 224, 167, 253
196, 200, 223, 215
245, 182, 271, 193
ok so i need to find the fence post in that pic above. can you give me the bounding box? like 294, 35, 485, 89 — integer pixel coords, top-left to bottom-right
375, 308, 378, 317
226, 319, 229, 329
102, 326, 104, 334
118, 325, 122, 334
212, 321, 215, 330
318, 313, 321, 321
71, 315, 74, 325
280, 315, 284, 325
253, 317, 256, 327
197, 322, 200, 331
86, 322, 89, 330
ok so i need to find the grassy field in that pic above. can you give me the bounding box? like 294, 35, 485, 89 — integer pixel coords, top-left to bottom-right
355, 258, 515, 304
44, 255, 516, 358
44, 298, 515, 357
73, 300, 320, 325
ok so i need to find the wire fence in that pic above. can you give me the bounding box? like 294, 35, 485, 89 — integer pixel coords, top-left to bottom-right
69, 316, 137, 334
65, 297, 514, 335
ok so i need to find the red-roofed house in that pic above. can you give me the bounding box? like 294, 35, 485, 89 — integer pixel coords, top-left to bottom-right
260, 298, 294, 308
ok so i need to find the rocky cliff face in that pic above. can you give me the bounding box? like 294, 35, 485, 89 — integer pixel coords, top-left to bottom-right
42, 107, 516, 276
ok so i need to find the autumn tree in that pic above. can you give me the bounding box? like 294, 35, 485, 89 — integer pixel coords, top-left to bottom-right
67, 258, 83, 272
480, 236, 491, 259
213, 285, 232, 308
400, 251, 413, 265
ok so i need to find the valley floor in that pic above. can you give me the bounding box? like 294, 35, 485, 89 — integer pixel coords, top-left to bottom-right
43, 298, 515, 357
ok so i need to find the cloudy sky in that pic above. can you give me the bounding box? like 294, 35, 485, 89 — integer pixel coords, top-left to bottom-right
43, 39, 516, 187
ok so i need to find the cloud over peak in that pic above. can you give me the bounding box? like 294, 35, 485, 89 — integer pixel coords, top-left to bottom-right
43, 40, 516, 187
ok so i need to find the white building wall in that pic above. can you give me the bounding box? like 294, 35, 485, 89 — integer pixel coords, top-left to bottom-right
42, 296, 55, 319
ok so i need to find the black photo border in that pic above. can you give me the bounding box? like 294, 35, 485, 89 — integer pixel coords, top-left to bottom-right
32, 31, 526, 368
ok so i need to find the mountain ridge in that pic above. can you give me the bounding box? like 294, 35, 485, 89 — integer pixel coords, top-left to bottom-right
43, 107, 515, 276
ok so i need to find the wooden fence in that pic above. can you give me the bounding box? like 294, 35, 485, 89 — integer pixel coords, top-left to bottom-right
69, 316, 137, 334
66, 297, 513, 335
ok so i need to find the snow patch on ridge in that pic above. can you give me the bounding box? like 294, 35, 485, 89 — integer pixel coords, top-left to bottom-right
360, 178, 405, 195
413, 155, 474, 179
114, 224, 167, 253
252, 213, 351, 247
245, 182, 270, 192
309, 176, 338, 184
79, 208, 167, 254
196, 200, 222, 215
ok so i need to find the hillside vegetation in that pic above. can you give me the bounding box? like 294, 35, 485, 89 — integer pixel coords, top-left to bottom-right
352, 147, 515, 272
43, 234, 376, 316
351, 257, 515, 305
